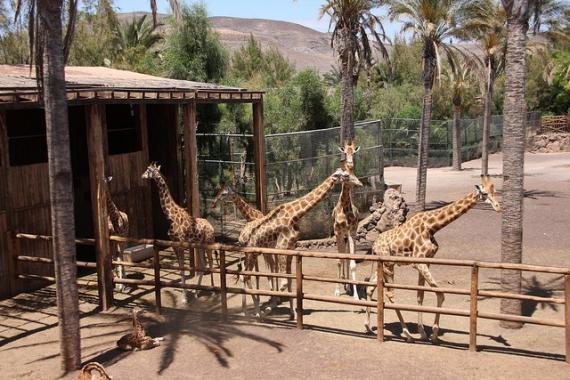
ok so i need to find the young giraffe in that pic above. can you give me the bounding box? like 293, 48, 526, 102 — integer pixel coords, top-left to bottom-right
117, 307, 164, 351
239, 168, 363, 319
78, 362, 112, 379
142, 163, 215, 303
210, 182, 264, 222
103, 176, 129, 291
364, 175, 501, 342
333, 142, 361, 299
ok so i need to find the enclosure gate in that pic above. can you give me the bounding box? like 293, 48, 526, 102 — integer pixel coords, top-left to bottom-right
12, 232, 570, 364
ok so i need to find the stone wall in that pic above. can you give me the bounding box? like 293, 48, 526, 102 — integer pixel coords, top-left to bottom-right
528, 133, 570, 153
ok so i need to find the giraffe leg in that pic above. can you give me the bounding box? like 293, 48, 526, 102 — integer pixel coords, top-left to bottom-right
206, 248, 215, 288
364, 262, 376, 333
286, 255, 295, 320
335, 235, 347, 296
384, 265, 413, 342
112, 241, 124, 292
348, 235, 359, 301
175, 247, 189, 304
416, 263, 443, 343
414, 267, 428, 340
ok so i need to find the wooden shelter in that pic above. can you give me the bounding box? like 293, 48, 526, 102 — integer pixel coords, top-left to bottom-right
0, 65, 266, 303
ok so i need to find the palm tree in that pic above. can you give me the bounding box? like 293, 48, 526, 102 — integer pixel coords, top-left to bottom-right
462, 0, 506, 176
444, 59, 473, 170
388, 0, 480, 210
500, 0, 530, 328
15, 0, 179, 372
529, 0, 565, 35
113, 14, 162, 70
320, 0, 389, 145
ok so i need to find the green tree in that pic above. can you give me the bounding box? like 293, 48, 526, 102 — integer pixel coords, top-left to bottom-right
529, 0, 565, 35
388, 0, 480, 210
500, 0, 530, 327
320, 0, 389, 145
113, 14, 162, 70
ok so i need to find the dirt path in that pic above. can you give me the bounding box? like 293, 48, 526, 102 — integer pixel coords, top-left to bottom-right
1, 152, 570, 379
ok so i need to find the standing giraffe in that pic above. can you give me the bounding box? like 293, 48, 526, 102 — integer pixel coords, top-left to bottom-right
333, 142, 361, 298
239, 168, 363, 319
142, 163, 215, 303
364, 175, 501, 342
103, 176, 129, 291
210, 182, 264, 222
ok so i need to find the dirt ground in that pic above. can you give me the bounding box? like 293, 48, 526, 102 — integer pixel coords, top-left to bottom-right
1, 152, 570, 379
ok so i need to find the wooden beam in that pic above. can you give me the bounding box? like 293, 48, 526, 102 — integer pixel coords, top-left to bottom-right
86, 104, 113, 310
183, 103, 200, 217
565, 275, 570, 364
252, 100, 267, 213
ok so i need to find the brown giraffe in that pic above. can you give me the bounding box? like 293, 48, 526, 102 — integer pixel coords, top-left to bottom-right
210, 182, 264, 222
142, 163, 215, 303
78, 362, 112, 379
333, 142, 361, 298
239, 168, 363, 319
117, 307, 164, 351
103, 176, 129, 291
364, 175, 501, 342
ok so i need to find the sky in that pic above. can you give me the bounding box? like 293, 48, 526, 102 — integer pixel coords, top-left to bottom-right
114, 0, 398, 35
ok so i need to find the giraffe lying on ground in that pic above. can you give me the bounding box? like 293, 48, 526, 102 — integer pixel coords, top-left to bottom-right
78, 362, 112, 379
239, 168, 363, 319
117, 307, 164, 351
365, 175, 501, 342
102, 176, 129, 291
143, 163, 215, 303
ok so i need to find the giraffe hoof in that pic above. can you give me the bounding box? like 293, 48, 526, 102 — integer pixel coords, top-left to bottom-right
431, 326, 440, 343
334, 288, 342, 297
402, 329, 414, 343
418, 326, 429, 340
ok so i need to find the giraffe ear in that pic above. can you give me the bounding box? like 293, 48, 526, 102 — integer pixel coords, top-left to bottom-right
354, 146, 361, 153
338, 146, 345, 154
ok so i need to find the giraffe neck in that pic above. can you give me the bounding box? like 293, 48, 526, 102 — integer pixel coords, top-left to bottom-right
230, 192, 264, 221
288, 175, 336, 220
152, 173, 187, 222
132, 311, 145, 337
424, 191, 478, 233
105, 188, 122, 227
337, 182, 353, 209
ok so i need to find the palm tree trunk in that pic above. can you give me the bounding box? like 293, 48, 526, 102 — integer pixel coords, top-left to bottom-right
38, 0, 81, 370
481, 63, 494, 175
500, 1, 529, 328
339, 29, 354, 146
416, 52, 436, 210
452, 104, 462, 170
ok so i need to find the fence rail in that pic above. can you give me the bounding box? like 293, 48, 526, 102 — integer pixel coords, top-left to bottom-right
539, 115, 570, 134
12, 232, 570, 363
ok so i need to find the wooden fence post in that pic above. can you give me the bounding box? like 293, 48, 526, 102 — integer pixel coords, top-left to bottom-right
296, 255, 304, 329
469, 265, 479, 352
564, 274, 570, 364
377, 260, 384, 342
8, 232, 21, 294
220, 250, 228, 322
153, 245, 162, 315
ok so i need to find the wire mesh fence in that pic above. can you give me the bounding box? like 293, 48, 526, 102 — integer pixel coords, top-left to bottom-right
198, 112, 540, 240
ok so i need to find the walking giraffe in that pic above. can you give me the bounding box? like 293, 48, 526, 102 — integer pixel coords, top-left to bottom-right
365, 175, 501, 342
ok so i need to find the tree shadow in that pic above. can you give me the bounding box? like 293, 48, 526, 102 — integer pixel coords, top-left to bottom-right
481, 275, 564, 317
523, 189, 563, 199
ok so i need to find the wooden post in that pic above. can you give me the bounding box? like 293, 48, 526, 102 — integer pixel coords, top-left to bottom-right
469, 265, 479, 352
296, 255, 303, 329
564, 274, 570, 364
153, 245, 162, 315
183, 103, 199, 274
86, 104, 113, 310
252, 100, 267, 214
8, 232, 21, 294
219, 250, 228, 321
377, 260, 384, 341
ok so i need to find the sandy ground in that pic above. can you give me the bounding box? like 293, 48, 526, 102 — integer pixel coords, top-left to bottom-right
1, 152, 570, 379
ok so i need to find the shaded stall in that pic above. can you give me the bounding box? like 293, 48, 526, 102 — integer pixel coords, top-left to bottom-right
0, 65, 265, 306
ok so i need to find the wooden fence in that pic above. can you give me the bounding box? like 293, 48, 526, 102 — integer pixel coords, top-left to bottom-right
12, 232, 570, 363
539, 115, 570, 134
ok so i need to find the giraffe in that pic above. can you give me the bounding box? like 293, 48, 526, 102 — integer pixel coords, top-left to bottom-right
103, 176, 129, 292
239, 168, 363, 319
333, 142, 361, 299
78, 362, 112, 380
117, 307, 164, 351
364, 175, 501, 342
142, 163, 215, 303
210, 182, 264, 222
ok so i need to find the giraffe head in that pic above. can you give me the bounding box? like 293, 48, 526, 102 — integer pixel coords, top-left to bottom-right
475, 175, 501, 212
142, 162, 162, 180
338, 142, 360, 172
331, 168, 363, 187
210, 182, 233, 209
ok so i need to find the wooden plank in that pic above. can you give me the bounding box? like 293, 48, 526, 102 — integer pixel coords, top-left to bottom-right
377, 261, 384, 341
469, 266, 479, 352
566, 275, 570, 364
183, 103, 200, 217
86, 104, 113, 310
296, 255, 303, 329
252, 101, 267, 213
